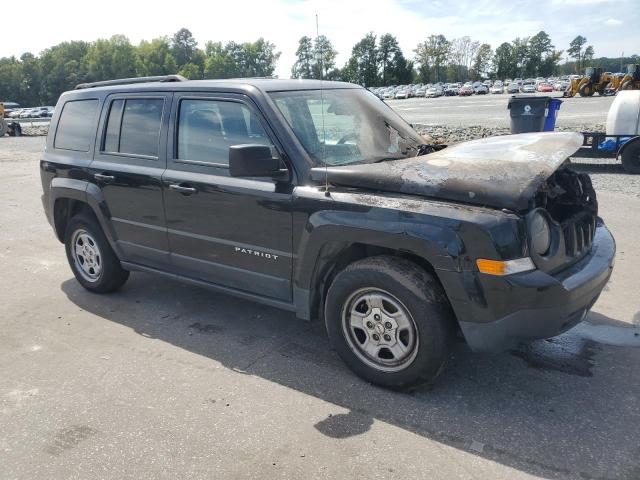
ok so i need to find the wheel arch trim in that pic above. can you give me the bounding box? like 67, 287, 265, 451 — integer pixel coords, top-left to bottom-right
50, 179, 122, 257
292, 210, 464, 320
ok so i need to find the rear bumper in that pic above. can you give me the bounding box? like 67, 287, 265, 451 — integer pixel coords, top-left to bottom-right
456, 223, 615, 352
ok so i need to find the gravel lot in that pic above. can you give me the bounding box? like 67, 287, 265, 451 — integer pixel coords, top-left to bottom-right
2, 126, 639, 479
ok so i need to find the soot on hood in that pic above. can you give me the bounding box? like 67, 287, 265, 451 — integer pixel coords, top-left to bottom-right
310, 132, 585, 212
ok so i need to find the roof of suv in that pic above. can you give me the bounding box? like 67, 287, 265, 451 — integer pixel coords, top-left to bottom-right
71, 78, 360, 95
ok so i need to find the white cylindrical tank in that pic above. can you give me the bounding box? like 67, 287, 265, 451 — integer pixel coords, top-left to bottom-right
606, 90, 640, 135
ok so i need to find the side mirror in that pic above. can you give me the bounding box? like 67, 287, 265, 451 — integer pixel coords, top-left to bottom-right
229, 144, 280, 177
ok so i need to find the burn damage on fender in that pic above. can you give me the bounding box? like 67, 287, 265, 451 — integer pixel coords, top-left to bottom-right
310, 132, 585, 212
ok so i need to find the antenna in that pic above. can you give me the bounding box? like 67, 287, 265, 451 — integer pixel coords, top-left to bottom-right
316, 14, 330, 197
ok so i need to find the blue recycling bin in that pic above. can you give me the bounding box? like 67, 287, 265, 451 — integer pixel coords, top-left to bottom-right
543, 98, 563, 131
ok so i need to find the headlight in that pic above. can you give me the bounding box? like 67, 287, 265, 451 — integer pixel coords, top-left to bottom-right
530, 211, 551, 256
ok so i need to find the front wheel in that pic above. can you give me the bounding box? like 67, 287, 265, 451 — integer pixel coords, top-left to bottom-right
621, 140, 640, 174
325, 256, 455, 390
579, 84, 595, 97
64, 213, 129, 293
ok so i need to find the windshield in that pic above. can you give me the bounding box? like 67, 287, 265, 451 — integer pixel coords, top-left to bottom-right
269, 88, 424, 166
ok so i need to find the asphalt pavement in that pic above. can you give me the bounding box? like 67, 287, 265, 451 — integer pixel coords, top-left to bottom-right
387, 92, 615, 128
1, 134, 639, 480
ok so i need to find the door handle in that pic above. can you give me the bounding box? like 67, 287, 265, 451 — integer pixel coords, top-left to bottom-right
94, 173, 115, 183
169, 183, 198, 195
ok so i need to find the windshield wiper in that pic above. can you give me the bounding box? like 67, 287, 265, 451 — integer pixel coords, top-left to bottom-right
411, 143, 447, 157
371, 155, 406, 163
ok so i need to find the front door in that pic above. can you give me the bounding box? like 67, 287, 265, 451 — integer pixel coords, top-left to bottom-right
89, 92, 172, 269
162, 93, 293, 301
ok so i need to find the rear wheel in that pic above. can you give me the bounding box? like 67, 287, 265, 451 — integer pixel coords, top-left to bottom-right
620, 81, 633, 90
621, 140, 640, 174
64, 213, 129, 292
325, 256, 455, 390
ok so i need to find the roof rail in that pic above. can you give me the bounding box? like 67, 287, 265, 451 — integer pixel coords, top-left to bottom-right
74, 75, 187, 90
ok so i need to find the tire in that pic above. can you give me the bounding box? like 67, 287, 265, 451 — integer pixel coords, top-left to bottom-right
325, 256, 455, 390
579, 84, 594, 97
0, 119, 7, 137
621, 140, 640, 174
64, 213, 129, 293
620, 81, 632, 90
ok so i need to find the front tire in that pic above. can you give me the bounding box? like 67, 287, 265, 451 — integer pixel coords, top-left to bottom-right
325, 256, 455, 390
64, 213, 129, 293
621, 140, 640, 174
579, 84, 595, 97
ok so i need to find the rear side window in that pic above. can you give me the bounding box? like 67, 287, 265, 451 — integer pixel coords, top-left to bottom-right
54, 99, 99, 152
102, 98, 164, 158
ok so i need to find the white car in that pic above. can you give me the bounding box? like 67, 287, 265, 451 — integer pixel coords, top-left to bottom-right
490, 83, 504, 94
395, 90, 409, 99
424, 87, 443, 98
521, 84, 536, 93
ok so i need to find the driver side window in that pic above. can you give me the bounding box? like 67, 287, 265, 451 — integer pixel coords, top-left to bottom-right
177, 99, 273, 166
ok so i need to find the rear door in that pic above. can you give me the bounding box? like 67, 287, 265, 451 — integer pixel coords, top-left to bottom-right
162, 93, 293, 301
88, 92, 172, 269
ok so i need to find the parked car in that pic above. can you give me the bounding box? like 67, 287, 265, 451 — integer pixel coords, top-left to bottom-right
395, 89, 409, 99
507, 83, 521, 94
458, 85, 474, 96
490, 83, 504, 94
521, 84, 536, 93
414, 87, 427, 97
537, 83, 554, 93
2, 102, 20, 117
40, 76, 615, 390
19, 109, 34, 118
444, 85, 459, 96
7, 108, 25, 118
473, 83, 489, 94
424, 86, 443, 98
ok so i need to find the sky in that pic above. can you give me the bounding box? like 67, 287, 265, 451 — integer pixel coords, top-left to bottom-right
3, 0, 638, 77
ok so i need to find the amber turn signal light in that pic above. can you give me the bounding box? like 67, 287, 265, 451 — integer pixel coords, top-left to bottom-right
476, 258, 535, 276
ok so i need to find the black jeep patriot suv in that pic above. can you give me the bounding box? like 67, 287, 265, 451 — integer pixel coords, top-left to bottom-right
41, 76, 615, 388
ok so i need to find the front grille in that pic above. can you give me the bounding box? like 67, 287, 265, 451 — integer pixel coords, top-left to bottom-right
562, 212, 596, 257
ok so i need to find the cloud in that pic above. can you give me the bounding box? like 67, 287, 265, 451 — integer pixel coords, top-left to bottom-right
1, 0, 638, 78
604, 18, 623, 26
552, 0, 624, 4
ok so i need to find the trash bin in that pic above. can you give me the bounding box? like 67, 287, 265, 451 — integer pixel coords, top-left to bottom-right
507, 96, 550, 133
544, 98, 563, 132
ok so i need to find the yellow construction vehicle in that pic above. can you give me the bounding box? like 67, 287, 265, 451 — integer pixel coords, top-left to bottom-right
616, 64, 640, 92
0, 102, 22, 137
563, 67, 616, 97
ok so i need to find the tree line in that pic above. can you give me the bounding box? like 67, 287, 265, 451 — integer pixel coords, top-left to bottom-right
1, 27, 637, 106
292, 31, 635, 86
0, 28, 280, 106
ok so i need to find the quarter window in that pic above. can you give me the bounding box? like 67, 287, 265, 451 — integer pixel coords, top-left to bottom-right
103, 98, 164, 157
177, 99, 272, 165
54, 99, 99, 152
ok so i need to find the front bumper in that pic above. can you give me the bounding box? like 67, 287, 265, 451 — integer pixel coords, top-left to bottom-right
454, 222, 615, 352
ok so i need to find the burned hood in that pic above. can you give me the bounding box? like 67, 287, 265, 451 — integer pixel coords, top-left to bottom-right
310, 132, 584, 211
